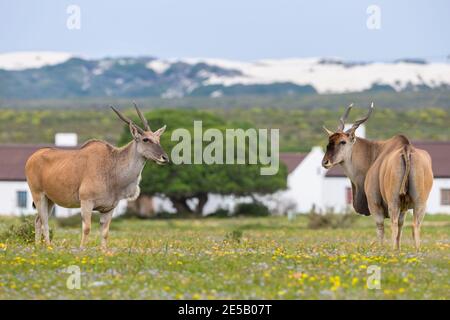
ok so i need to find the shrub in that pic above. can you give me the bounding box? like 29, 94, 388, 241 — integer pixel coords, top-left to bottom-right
55, 213, 109, 228
207, 208, 231, 218
0, 216, 53, 244
224, 230, 243, 243
234, 202, 270, 217
55, 213, 82, 228
307, 211, 356, 229
154, 211, 177, 219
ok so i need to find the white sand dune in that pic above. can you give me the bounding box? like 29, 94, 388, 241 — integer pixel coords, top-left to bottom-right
0, 52, 73, 70
177, 57, 450, 93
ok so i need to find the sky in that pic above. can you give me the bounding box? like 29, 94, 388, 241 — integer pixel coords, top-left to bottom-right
1, 0, 449, 61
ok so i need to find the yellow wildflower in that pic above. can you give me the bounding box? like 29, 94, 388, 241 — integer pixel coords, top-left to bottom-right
278, 290, 287, 296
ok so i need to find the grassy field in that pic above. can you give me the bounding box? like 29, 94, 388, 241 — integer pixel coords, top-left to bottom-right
0, 214, 448, 300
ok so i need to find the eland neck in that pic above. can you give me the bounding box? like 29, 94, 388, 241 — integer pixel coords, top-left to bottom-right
114, 140, 146, 187
341, 137, 382, 185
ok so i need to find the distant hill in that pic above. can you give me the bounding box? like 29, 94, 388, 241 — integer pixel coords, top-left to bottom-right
1, 52, 450, 99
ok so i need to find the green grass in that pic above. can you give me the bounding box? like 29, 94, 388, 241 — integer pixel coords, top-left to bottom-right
0, 214, 448, 299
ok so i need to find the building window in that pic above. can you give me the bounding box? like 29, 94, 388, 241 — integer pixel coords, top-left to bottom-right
441, 189, 450, 206
17, 191, 27, 209
345, 187, 353, 205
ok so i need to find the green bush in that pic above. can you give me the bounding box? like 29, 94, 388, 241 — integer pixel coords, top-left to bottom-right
55, 213, 82, 228
0, 216, 53, 244
224, 230, 243, 243
207, 208, 231, 218
234, 202, 270, 217
55, 213, 104, 228
154, 211, 178, 219
307, 212, 356, 229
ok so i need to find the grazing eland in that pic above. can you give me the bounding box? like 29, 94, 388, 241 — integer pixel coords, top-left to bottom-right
321, 103, 433, 250
25, 104, 169, 249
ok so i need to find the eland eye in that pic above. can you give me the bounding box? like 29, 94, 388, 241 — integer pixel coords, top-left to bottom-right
340, 141, 346, 145
142, 138, 150, 143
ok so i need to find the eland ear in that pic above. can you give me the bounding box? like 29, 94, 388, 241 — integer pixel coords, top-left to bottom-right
323, 126, 334, 136
154, 125, 166, 137
129, 123, 141, 140
346, 127, 357, 142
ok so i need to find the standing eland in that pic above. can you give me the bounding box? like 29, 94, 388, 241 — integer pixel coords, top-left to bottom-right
321, 103, 433, 250
25, 103, 169, 249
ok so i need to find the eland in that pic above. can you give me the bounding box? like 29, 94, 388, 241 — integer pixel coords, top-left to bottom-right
321, 103, 433, 250
25, 103, 169, 249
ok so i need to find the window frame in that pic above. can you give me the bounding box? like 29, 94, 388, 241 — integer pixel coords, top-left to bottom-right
441, 188, 450, 206
345, 186, 353, 205
17, 190, 28, 209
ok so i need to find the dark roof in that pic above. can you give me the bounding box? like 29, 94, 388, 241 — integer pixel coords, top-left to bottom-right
0, 144, 75, 181
279, 153, 307, 173
326, 141, 450, 178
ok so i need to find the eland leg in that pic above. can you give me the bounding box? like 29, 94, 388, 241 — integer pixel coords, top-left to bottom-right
368, 202, 385, 246
43, 198, 54, 245
33, 196, 43, 245
100, 209, 114, 251
412, 204, 426, 251
388, 203, 401, 251
396, 211, 406, 250
80, 200, 94, 249
37, 194, 53, 245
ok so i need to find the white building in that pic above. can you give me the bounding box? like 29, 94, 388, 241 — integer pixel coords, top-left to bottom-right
279, 148, 325, 213
0, 136, 127, 217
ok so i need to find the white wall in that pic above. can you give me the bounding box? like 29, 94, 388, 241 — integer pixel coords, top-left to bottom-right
0, 181, 127, 217
202, 194, 249, 214
54, 133, 77, 147
426, 178, 450, 214
281, 147, 326, 213
344, 124, 365, 138
0, 181, 35, 216
153, 196, 176, 213
321, 177, 352, 213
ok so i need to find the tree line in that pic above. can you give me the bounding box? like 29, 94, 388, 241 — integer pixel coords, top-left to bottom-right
0, 107, 448, 153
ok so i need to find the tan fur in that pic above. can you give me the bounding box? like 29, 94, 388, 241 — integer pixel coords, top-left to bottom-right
26, 106, 168, 249
399, 144, 411, 196
322, 105, 433, 251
